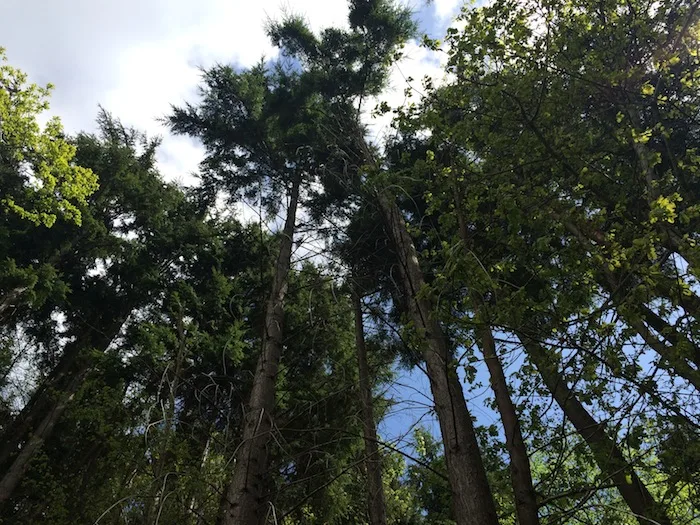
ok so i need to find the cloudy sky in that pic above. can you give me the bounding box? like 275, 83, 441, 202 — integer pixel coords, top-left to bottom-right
1, 0, 489, 446
1, 0, 464, 184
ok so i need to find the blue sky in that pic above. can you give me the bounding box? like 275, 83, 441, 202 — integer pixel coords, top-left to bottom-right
0, 0, 464, 183
0, 0, 488, 455
5, 0, 692, 474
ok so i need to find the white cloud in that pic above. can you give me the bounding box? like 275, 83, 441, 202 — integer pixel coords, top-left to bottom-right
433, 0, 464, 21
1, 0, 349, 183
1, 0, 460, 189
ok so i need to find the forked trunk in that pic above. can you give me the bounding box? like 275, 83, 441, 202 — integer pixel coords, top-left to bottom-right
478, 322, 539, 525
218, 175, 301, 525
377, 191, 499, 525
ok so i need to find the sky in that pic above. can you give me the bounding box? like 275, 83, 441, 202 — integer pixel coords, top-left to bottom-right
7, 0, 674, 463
0, 0, 480, 452
1, 0, 463, 184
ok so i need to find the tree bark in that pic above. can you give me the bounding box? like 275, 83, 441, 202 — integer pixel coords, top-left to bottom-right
478, 322, 539, 525
0, 367, 88, 503
0, 286, 28, 322
218, 175, 301, 525
0, 344, 81, 469
189, 433, 212, 525
0, 310, 129, 504
623, 314, 700, 391
377, 191, 499, 525
517, 333, 672, 525
351, 286, 388, 525
640, 304, 700, 368
652, 275, 700, 322
453, 172, 539, 524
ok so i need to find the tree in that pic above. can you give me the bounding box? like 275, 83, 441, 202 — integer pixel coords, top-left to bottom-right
168, 2, 413, 522
0, 49, 97, 227
2, 0, 700, 523
0, 112, 208, 506
352, 283, 388, 525
0, 51, 99, 323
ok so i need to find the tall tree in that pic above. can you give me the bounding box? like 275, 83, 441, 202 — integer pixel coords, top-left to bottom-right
0, 112, 206, 505
374, 190, 500, 525
168, 60, 311, 524
169, 2, 413, 522
352, 283, 388, 525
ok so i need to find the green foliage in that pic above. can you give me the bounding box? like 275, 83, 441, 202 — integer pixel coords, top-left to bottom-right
0, 49, 98, 227
1, 1, 700, 524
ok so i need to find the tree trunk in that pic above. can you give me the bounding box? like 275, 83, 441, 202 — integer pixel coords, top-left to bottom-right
627, 107, 700, 277
0, 364, 88, 502
478, 322, 539, 525
623, 313, 700, 391
652, 275, 700, 321
351, 286, 388, 525
0, 286, 28, 322
189, 433, 212, 525
453, 173, 538, 524
377, 191, 499, 525
218, 175, 301, 525
518, 333, 672, 525
639, 304, 700, 368
0, 344, 80, 469
0, 311, 129, 504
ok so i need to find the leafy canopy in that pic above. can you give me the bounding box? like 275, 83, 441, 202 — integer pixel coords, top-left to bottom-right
0, 49, 98, 227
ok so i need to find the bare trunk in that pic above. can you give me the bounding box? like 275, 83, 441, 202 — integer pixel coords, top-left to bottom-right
478, 322, 539, 525
0, 312, 129, 503
218, 175, 301, 525
0, 366, 88, 502
518, 334, 671, 525
377, 191, 499, 525
352, 287, 388, 525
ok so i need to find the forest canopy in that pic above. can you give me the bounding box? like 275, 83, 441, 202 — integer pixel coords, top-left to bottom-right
0, 0, 699, 524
